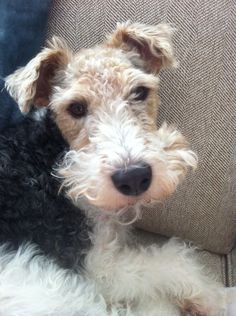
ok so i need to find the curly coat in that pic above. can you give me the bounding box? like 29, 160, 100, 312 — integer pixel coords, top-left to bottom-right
0, 110, 91, 269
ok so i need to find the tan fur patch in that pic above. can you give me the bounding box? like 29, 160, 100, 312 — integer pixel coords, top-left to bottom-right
146, 92, 159, 127
34, 51, 67, 107
106, 22, 177, 73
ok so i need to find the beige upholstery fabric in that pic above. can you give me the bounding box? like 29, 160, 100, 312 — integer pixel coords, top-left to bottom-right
47, 0, 236, 254
228, 246, 236, 287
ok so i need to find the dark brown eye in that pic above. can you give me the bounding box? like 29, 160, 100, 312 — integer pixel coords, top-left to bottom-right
133, 86, 149, 101
67, 102, 87, 118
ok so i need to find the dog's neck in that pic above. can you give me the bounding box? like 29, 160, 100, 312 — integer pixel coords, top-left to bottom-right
77, 196, 141, 223
76, 197, 141, 247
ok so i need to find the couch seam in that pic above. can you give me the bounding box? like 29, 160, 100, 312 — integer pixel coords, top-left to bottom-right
225, 253, 233, 287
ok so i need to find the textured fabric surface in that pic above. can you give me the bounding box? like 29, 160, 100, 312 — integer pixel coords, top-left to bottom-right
0, 0, 52, 78
0, 79, 24, 131
228, 246, 236, 286
46, 0, 236, 254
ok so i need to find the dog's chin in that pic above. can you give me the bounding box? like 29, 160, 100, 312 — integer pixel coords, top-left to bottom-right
84, 192, 153, 212
85, 198, 137, 212
67, 181, 169, 213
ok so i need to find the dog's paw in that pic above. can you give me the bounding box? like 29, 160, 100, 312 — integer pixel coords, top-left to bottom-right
180, 301, 209, 316
179, 297, 225, 316
179, 289, 227, 316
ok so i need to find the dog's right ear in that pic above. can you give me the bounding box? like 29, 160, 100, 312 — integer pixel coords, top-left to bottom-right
5, 37, 72, 113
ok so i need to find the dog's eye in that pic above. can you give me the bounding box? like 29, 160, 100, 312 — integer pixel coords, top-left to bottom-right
67, 102, 87, 118
132, 86, 149, 101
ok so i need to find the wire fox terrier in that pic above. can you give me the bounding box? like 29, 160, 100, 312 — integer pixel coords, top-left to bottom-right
0, 22, 232, 315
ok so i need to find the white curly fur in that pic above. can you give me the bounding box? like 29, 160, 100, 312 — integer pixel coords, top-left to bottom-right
58, 120, 197, 209
0, 235, 229, 316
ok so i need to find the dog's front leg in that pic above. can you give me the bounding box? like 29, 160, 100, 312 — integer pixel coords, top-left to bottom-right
85, 236, 226, 315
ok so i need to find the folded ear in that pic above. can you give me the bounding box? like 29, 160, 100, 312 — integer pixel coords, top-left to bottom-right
5, 37, 71, 113
106, 22, 177, 73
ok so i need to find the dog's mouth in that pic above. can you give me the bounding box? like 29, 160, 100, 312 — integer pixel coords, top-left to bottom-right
92, 192, 153, 212
70, 163, 154, 211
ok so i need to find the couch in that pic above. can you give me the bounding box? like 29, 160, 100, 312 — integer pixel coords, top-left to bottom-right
46, 0, 236, 287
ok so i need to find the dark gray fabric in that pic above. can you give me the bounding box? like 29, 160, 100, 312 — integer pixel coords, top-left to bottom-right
46, 0, 236, 254
0, 79, 24, 131
228, 246, 236, 287
0, 0, 52, 78
0, 0, 52, 130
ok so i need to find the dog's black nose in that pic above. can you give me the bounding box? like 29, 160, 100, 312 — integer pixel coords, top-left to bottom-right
111, 163, 152, 196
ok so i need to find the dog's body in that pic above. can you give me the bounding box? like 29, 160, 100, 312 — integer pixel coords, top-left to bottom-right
0, 111, 91, 269
0, 22, 231, 315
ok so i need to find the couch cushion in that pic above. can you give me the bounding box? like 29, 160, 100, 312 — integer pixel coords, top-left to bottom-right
228, 246, 236, 287
0, 79, 24, 132
46, 0, 236, 253
0, 0, 52, 78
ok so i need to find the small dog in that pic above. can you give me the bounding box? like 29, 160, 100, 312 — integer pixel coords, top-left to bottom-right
0, 22, 229, 315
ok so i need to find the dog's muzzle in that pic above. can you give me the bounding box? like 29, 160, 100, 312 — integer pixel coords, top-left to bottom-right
111, 162, 152, 196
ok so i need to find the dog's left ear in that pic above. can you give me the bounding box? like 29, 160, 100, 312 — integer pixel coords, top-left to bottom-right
106, 22, 177, 73
5, 37, 72, 113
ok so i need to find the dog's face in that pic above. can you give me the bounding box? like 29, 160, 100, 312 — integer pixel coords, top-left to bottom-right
6, 22, 197, 211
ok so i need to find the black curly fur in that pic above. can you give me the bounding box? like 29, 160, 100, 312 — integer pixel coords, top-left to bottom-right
0, 110, 91, 269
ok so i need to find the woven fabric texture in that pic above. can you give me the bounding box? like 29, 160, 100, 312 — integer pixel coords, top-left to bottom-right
228, 246, 236, 286
46, 0, 236, 254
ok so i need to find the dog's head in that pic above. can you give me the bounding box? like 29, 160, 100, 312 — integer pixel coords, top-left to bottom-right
6, 22, 197, 211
